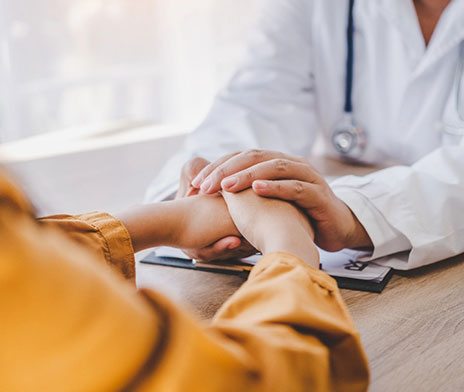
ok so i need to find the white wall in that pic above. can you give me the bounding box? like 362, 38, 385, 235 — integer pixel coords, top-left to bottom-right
4, 132, 186, 216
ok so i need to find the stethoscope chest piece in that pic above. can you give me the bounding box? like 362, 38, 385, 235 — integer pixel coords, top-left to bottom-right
332, 113, 367, 158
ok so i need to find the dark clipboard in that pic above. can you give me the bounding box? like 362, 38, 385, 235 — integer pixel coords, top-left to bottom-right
332, 268, 394, 293
140, 253, 251, 279
140, 252, 394, 293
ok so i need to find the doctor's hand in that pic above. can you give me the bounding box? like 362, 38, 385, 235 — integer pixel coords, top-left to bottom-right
176, 156, 257, 261
177, 156, 210, 198
191, 149, 373, 252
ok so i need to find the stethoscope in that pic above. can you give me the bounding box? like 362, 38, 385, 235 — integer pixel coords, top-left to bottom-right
332, 0, 464, 158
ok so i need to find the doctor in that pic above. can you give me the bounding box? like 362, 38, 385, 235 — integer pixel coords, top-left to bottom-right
146, 0, 464, 270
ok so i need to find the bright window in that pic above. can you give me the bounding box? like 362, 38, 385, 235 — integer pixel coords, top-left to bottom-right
0, 0, 257, 142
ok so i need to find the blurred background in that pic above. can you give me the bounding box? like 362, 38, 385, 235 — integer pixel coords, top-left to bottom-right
0, 0, 259, 214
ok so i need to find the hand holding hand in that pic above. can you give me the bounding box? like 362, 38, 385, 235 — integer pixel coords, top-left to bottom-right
116, 194, 243, 253
118, 185, 318, 267
177, 156, 210, 198
192, 149, 373, 252
177, 156, 256, 261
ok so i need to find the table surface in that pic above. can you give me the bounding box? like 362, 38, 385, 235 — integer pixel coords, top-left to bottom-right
136, 157, 464, 392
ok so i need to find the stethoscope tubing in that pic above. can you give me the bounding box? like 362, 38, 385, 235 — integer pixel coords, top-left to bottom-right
344, 0, 356, 114
335, 0, 464, 155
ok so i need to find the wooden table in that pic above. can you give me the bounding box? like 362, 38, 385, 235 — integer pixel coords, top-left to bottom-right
136, 157, 464, 391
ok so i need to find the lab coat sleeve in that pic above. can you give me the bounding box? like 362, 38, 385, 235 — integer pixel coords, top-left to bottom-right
145, 0, 318, 202
330, 143, 464, 270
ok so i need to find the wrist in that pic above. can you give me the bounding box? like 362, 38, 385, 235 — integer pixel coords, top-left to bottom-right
115, 202, 180, 252
262, 226, 319, 269
345, 212, 373, 250
119, 195, 240, 253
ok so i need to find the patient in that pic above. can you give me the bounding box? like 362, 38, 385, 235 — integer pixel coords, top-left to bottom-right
0, 169, 369, 391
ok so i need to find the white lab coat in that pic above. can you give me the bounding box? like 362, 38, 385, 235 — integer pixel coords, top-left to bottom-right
146, 0, 464, 270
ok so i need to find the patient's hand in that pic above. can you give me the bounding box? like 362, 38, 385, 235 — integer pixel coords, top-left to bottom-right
173, 157, 256, 261
117, 194, 252, 254
223, 189, 319, 268
170, 194, 243, 250
118, 190, 317, 267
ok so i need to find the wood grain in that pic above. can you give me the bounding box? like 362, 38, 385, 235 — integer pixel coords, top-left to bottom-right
136, 259, 245, 319
342, 254, 464, 391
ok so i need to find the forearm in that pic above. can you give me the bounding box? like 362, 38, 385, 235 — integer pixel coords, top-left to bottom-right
116, 194, 240, 253
40, 194, 239, 279
114, 201, 180, 252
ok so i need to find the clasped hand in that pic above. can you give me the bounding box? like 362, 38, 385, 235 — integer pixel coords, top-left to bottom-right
178, 150, 372, 261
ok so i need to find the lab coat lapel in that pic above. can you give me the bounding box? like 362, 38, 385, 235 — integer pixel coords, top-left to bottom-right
416, 0, 464, 73
379, 0, 464, 77
377, 0, 426, 64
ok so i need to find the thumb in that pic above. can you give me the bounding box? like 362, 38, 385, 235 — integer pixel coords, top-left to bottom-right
212, 236, 242, 251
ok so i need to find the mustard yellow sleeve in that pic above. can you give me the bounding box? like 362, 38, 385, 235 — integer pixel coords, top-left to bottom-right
138, 253, 370, 392
39, 212, 136, 280
213, 252, 370, 392
0, 207, 162, 392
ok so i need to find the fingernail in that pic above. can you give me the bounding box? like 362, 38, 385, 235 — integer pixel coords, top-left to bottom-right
253, 181, 268, 190
191, 175, 202, 188
222, 176, 237, 189
200, 177, 212, 193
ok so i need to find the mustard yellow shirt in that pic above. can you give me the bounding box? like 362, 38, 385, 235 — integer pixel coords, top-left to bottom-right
0, 171, 369, 391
